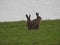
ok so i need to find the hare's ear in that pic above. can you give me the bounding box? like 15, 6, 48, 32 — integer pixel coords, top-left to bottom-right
29, 14, 31, 18
36, 12, 39, 17
26, 14, 28, 19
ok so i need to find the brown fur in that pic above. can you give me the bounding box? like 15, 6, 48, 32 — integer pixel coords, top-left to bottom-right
26, 14, 32, 30
26, 12, 42, 30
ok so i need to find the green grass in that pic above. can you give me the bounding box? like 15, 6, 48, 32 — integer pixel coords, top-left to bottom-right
0, 20, 60, 45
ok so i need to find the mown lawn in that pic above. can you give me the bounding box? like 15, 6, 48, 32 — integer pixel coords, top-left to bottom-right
0, 20, 60, 45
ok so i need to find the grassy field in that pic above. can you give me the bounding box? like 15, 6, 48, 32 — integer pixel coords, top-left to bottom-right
0, 20, 60, 45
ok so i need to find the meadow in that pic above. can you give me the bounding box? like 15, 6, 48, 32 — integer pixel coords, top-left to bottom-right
0, 20, 60, 45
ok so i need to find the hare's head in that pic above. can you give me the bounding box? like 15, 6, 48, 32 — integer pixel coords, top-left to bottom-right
36, 12, 41, 20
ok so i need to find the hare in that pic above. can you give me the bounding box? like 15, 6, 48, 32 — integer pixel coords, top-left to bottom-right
26, 12, 42, 30
31, 12, 42, 29
26, 14, 32, 30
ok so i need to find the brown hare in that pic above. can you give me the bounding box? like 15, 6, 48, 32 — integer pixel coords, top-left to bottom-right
26, 14, 32, 30
26, 12, 42, 30
32, 12, 41, 29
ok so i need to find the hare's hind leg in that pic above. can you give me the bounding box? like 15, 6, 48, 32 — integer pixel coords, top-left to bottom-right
35, 25, 39, 29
